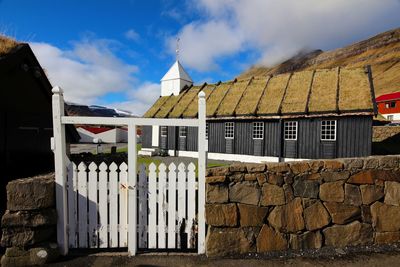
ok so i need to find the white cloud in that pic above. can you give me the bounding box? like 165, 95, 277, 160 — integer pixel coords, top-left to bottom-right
125, 29, 140, 42
170, 0, 400, 70
168, 20, 243, 71
30, 37, 159, 116
108, 82, 161, 116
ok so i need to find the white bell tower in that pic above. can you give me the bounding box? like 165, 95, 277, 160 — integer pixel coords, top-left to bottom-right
160, 38, 193, 96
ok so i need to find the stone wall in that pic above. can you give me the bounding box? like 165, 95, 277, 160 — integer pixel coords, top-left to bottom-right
373, 126, 400, 142
372, 126, 400, 155
1, 173, 59, 266
205, 156, 400, 257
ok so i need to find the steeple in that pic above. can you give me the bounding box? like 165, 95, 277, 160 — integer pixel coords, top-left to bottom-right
160, 60, 193, 96
160, 39, 193, 96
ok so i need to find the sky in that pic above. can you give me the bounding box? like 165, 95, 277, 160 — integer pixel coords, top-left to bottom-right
1, 0, 399, 115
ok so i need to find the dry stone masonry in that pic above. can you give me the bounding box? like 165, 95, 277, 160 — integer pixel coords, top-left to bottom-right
205, 156, 400, 257
1, 173, 59, 266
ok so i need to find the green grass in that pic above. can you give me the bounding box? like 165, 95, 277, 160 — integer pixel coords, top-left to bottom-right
115, 144, 141, 153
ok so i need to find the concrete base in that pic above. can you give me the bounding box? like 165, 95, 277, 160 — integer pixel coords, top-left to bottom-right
139, 148, 309, 163
138, 148, 157, 156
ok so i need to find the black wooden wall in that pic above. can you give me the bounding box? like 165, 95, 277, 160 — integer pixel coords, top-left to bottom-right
141, 116, 373, 159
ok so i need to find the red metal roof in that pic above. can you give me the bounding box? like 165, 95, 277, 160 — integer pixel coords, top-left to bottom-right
81, 126, 112, 134
376, 91, 400, 102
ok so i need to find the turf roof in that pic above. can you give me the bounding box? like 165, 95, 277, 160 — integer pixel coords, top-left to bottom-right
0, 36, 19, 57
144, 66, 375, 119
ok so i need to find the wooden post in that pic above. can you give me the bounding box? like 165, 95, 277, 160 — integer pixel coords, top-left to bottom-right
197, 91, 206, 254
128, 122, 137, 255
52, 86, 68, 255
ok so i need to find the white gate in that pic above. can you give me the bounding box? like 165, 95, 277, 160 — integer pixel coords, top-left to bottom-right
66, 161, 199, 251
52, 86, 207, 256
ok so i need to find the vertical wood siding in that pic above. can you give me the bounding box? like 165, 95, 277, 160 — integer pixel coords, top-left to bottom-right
167, 126, 177, 150
141, 126, 152, 148
337, 116, 372, 158
298, 119, 319, 158
208, 122, 225, 153
187, 127, 198, 151
145, 117, 372, 159
235, 122, 254, 155
264, 121, 280, 157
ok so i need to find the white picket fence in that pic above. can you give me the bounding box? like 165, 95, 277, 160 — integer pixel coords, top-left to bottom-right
52, 86, 207, 255
66, 161, 198, 250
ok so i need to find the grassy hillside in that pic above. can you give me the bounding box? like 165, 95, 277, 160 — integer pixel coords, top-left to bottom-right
239, 28, 400, 97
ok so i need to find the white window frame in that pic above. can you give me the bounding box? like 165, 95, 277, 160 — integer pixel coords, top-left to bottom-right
284, 121, 297, 140
252, 122, 264, 140
321, 120, 337, 141
387, 115, 394, 121
206, 123, 209, 140
225, 122, 234, 139
179, 126, 187, 138
160, 126, 168, 137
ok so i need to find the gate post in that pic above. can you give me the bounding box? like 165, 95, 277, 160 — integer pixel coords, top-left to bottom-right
128, 122, 137, 255
197, 91, 206, 254
52, 86, 68, 255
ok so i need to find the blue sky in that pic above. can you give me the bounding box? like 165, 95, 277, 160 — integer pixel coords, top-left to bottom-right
1, 0, 399, 115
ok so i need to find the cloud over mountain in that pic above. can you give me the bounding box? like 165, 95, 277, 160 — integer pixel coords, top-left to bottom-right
171, 0, 400, 71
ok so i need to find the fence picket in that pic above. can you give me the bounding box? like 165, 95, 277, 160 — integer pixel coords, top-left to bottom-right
119, 162, 128, 247
167, 163, 177, 249
66, 160, 200, 251
77, 162, 88, 248
177, 163, 186, 249
138, 164, 148, 248
88, 162, 98, 248
148, 163, 157, 248
158, 164, 167, 248
187, 163, 196, 248
109, 162, 119, 247
67, 162, 77, 248
98, 162, 108, 248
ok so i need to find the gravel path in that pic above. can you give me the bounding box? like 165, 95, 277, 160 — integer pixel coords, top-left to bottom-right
47, 244, 400, 267
46, 250, 400, 267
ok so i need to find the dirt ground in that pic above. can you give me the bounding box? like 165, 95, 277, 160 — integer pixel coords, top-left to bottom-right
46, 250, 400, 267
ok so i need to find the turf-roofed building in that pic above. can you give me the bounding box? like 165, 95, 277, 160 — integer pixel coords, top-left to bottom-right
140, 60, 377, 162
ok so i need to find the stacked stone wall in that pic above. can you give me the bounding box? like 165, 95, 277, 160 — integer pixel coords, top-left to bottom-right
1, 173, 59, 266
205, 156, 400, 257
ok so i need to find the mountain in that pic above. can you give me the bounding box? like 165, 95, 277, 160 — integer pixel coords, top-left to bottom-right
65, 103, 136, 117
238, 28, 400, 96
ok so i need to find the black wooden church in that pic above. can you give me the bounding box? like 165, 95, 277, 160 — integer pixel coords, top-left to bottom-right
140, 60, 376, 162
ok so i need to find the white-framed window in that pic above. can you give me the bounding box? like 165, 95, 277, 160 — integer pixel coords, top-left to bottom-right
160, 126, 168, 137
225, 122, 234, 139
179, 126, 187, 138
386, 102, 396, 108
321, 120, 336, 141
387, 115, 394, 121
284, 121, 297, 140
253, 122, 264, 139
206, 123, 209, 139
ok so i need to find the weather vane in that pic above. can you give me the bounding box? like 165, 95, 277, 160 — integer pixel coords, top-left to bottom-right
176, 37, 180, 61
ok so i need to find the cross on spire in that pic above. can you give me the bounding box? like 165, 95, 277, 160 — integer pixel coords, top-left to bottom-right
176, 37, 180, 61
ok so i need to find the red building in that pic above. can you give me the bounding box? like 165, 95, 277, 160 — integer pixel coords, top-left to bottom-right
376, 92, 400, 122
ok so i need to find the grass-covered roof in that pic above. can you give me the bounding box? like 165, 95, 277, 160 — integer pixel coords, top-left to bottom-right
144, 66, 375, 119
0, 36, 19, 57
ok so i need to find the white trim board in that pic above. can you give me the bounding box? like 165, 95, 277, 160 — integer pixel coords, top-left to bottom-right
152, 149, 310, 163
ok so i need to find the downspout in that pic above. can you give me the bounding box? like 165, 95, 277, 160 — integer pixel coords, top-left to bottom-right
174, 126, 179, 157
279, 118, 284, 162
